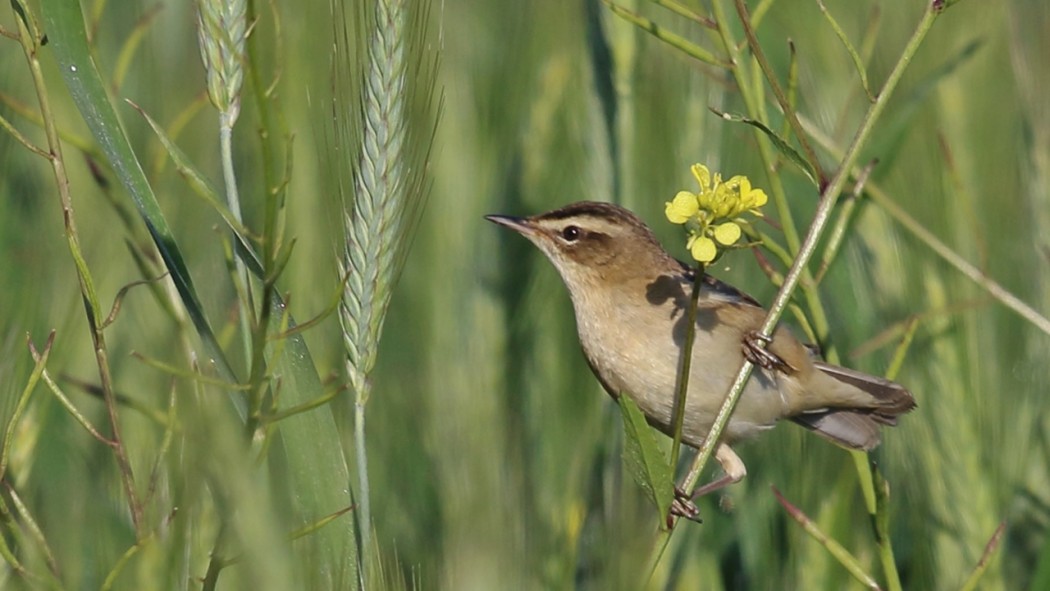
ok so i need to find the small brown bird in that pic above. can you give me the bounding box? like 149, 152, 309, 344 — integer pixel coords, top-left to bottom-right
486, 201, 915, 515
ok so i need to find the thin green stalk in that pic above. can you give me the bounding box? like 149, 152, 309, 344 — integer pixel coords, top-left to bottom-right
711, 0, 841, 363
0, 333, 53, 482
774, 486, 881, 589
799, 118, 1050, 337
816, 160, 875, 283
354, 394, 370, 554
12, 0, 144, 539
872, 467, 902, 591
220, 121, 254, 359
603, 1, 728, 67
959, 522, 1006, 591
4, 483, 59, 579
197, 0, 254, 391
680, 0, 943, 529
669, 268, 705, 471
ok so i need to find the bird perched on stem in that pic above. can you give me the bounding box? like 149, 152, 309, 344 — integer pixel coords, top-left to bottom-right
486, 201, 915, 517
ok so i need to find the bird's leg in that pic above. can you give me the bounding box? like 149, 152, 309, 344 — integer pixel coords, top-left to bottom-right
743, 331, 796, 373
669, 444, 748, 525
691, 443, 747, 497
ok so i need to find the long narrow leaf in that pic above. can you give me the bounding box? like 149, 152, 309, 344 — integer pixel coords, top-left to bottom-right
711, 108, 819, 186
619, 395, 674, 521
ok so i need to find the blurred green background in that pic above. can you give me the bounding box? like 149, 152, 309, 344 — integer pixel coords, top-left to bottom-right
2, 0, 1049, 588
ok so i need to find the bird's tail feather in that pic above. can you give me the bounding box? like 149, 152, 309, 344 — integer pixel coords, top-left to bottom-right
790, 362, 916, 451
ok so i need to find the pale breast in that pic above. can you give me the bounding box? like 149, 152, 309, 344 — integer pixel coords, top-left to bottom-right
573, 282, 790, 447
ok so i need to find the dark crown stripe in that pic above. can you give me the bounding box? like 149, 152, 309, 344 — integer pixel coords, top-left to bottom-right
536, 201, 637, 224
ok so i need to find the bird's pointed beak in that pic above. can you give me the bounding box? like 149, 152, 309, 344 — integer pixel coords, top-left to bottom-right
485, 213, 536, 236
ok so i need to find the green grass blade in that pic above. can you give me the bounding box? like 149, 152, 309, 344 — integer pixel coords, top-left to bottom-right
39, 0, 239, 395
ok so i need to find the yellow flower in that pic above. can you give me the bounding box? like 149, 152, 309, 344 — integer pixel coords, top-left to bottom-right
665, 163, 766, 264
665, 191, 699, 224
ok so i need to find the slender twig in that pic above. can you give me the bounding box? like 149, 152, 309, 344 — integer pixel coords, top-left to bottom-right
668, 268, 705, 473
603, 0, 729, 67
815, 159, 876, 283
799, 117, 1050, 337
12, 0, 144, 538
774, 487, 882, 589
0, 110, 49, 157
872, 466, 902, 591
654, 0, 717, 29
959, 521, 1007, 591
680, 0, 943, 525
0, 332, 54, 481
4, 482, 61, 578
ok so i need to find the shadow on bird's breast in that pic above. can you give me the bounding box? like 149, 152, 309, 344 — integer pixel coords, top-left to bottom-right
646, 275, 724, 346
645, 274, 687, 312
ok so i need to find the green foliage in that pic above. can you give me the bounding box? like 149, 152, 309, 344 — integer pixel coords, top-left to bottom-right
617, 394, 674, 522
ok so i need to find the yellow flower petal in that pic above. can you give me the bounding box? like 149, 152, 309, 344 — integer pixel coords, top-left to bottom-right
713, 222, 742, 245
689, 235, 717, 262
748, 188, 768, 208
737, 176, 751, 198
665, 191, 700, 224
691, 164, 711, 191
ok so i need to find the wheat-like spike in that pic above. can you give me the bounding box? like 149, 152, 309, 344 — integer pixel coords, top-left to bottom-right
334, 0, 437, 564
340, 0, 418, 399
196, 0, 246, 126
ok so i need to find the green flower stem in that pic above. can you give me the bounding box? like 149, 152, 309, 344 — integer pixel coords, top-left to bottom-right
12, 0, 145, 539
711, 0, 840, 360
677, 0, 943, 560
668, 266, 706, 477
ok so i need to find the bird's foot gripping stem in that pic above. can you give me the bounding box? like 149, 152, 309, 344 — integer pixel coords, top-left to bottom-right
743, 330, 795, 373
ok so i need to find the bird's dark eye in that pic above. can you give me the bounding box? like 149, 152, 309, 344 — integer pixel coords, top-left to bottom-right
561, 225, 581, 242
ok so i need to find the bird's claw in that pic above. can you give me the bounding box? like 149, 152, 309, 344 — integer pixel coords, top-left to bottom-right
743, 331, 795, 373
668, 486, 703, 526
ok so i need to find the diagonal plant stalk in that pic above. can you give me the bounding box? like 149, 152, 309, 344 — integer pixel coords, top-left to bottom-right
645, 0, 949, 581
11, 0, 145, 539
799, 117, 1050, 337
681, 0, 944, 550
